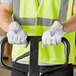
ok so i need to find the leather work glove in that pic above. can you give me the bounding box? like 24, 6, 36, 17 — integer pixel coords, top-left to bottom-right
42, 21, 66, 48
7, 21, 28, 47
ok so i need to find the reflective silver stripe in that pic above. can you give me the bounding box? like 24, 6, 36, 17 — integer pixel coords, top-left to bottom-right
74, 0, 76, 4
14, 17, 35, 25
13, 0, 35, 25
0, 0, 13, 5
13, 60, 62, 66
38, 0, 41, 5
58, 0, 69, 22
13, 0, 69, 26
37, 18, 57, 26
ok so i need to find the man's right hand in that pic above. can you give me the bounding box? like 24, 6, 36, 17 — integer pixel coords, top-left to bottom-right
7, 21, 28, 47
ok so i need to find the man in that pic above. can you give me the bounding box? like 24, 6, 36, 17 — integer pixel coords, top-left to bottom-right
0, 0, 76, 76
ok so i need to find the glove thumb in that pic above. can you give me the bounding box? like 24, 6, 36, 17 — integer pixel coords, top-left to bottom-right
24, 41, 29, 48
42, 43, 45, 48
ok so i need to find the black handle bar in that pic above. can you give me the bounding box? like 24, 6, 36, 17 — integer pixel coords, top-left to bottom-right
0, 36, 70, 76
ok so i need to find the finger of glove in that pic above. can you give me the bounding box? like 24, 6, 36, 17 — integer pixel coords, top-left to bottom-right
12, 35, 17, 44
7, 31, 16, 44
17, 30, 28, 44
51, 36, 57, 45
17, 30, 28, 39
7, 35, 13, 44
42, 37, 46, 48
16, 37, 22, 44
8, 31, 22, 44
24, 40, 29, 48
42, 43, 45, 48
46, 34, 52, 45
42, 32, 47, 48
11, 34, 20, 44
42, 31, 52, 47
21, 38, 28, 44
55, 34, 62, 44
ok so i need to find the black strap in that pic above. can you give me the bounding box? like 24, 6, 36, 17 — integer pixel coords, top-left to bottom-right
15, 51, 30, 62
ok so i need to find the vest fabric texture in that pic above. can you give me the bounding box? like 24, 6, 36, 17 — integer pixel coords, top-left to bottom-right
12, 0, 75, 65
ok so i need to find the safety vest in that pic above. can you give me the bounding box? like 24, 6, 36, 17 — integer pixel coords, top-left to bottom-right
12, 0, 75, 64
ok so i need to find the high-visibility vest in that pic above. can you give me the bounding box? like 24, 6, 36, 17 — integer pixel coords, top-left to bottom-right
12, 0, 75, 64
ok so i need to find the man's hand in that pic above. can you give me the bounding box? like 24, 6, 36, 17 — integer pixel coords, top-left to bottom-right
42, 21, 66, 48
7, 21, 28, 47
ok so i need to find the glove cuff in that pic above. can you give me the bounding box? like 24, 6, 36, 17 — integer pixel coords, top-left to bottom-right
57, 21, 66, 35
9, 21, 22, 33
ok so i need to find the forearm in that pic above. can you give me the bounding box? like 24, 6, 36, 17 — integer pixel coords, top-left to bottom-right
62, 14, 76, 33
62, 4, 76, 33
0, 9, 12, 32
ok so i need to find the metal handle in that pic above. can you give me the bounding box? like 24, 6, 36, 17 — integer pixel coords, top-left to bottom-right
0, 37, 26, 74
41, 37, 70, 76
61, 37, 70, 64
0, 36, 70, 76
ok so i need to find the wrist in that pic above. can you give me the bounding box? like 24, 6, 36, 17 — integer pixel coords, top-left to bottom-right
61, 22, 68, 33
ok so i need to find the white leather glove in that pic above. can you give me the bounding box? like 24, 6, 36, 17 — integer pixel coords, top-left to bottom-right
42, 21, 66, 48
7, 21, 28, 47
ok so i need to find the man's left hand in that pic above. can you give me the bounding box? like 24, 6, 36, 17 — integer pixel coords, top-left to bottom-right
42, 21, 66, 48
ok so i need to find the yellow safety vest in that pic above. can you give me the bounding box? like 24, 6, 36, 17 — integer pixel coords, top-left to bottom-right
12, 0, 75, 64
